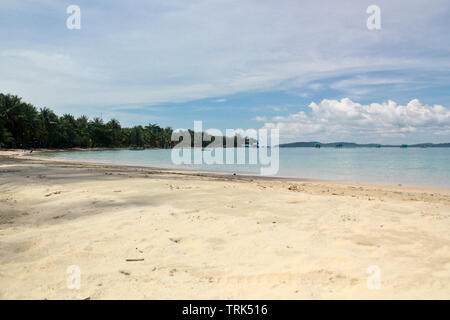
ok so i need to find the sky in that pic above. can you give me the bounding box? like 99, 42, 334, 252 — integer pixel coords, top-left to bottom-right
1, 0, 450, 143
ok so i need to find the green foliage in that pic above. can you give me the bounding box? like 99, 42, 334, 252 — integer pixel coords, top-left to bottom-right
0, 93, 255, 149
0, 94, 39, 147
0, 93, 174, 149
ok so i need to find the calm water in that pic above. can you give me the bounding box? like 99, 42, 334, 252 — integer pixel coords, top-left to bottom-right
35, 148, 450, 188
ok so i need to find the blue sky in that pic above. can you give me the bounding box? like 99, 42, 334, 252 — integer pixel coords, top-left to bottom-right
1, 0, 449, 143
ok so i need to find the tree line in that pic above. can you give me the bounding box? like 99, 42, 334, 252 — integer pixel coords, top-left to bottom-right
0, 93, 175, 149
0, 93, 255, 149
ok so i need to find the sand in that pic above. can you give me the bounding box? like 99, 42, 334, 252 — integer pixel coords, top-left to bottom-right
0, 150, 449, 299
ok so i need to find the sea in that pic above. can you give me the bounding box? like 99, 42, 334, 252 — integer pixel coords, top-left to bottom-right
35, 147, 450, 188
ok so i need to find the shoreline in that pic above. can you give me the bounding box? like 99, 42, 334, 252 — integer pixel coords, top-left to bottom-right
6, 149, 450, 192
0, 151, 449, 299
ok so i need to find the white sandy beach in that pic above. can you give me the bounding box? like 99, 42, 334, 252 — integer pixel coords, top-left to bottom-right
0, 151, 449, 299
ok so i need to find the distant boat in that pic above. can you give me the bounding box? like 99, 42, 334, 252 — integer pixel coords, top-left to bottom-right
314, 143, 321, 148
376, 144, 381, 148
400, 144, 408, 148
335, 143, 343, 148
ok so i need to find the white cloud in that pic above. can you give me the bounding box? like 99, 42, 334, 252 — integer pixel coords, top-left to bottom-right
272, 106, 288, 112
252, 116, 268, 122
262, 98, 450, 143
331, 76, 406, 90
308, 83, 322, 90
329, 75, 407, 97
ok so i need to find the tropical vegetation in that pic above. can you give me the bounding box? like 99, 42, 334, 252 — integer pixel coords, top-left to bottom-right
0, 93, 253, 149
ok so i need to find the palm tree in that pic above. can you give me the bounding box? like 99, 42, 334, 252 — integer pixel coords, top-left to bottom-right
107, 119, 122, 147
163, 126, 173, 148
0, 93, 201, 150
129, 126, 145, 147
39, 107, 60, 147
89, 118, 110, 147
60, 114, 77, 147
76, 115, 90, 147
145, 123, 161, 147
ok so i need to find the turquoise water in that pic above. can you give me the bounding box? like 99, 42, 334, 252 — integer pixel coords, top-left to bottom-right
36, 148, 450, 188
